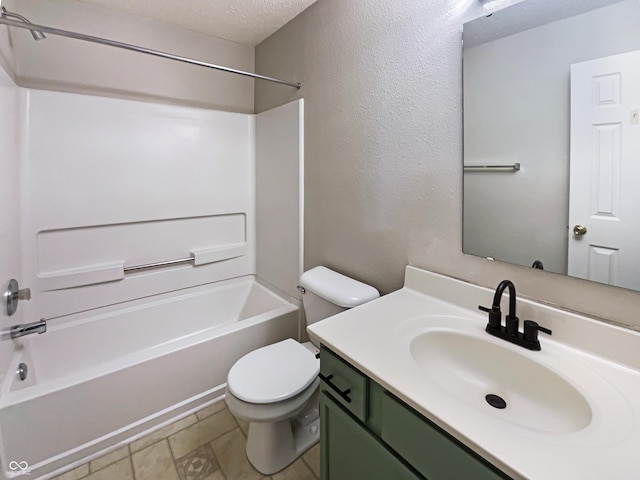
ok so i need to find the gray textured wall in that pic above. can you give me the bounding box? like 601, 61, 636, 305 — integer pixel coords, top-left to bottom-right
3, 0, 255, 113
255, 0, 640, 329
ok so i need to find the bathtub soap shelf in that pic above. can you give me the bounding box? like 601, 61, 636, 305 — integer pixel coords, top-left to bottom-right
39, 261, 125, 291
38, 243, 248, 291
191, 243, 246, 266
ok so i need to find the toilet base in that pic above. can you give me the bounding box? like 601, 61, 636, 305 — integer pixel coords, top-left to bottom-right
245, 406, 320, 475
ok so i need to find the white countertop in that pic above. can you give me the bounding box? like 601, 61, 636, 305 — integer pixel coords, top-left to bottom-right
307, 267, 640, 480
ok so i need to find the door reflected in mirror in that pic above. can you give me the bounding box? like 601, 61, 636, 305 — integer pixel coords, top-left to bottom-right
462, 0, 640, 291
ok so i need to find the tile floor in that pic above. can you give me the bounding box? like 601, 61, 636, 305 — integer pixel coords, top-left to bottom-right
51, 401, 320, 480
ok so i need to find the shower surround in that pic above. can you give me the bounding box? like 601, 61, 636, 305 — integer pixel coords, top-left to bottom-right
0, 70, 303, 479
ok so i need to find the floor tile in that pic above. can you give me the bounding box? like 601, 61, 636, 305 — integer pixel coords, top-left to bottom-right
224, 400, 250, 436
235, 416, 250, 437
271, 458, 317, 480
175, 443, 220, 480
132, 440, 179, 480
302, 443, 320, 478
50, 463, 90, 480
196, 401, 227, 421
211, 428, 267, 480
85, 457, 133, 480
200, 471, 226, 480
131, 415, 199, 453
50, 403, 319, 480
89, 445, 129, 472
169, 409, 237, 459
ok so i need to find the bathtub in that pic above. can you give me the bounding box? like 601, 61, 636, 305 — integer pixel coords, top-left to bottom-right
0, 275, 299, 479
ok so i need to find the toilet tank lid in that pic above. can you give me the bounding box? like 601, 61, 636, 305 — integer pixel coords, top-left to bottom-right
299, 266, 380, 308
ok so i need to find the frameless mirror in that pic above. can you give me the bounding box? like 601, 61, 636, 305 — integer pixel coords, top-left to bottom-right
463, 0, 640, 291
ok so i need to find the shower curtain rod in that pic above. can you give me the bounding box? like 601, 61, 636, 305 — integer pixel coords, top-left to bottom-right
0, 14, 301, 89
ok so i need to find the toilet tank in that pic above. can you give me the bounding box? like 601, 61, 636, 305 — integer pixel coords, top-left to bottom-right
299, 266, 380, 326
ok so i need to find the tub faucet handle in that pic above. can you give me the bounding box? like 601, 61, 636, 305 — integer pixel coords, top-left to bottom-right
17, 287, 31, 301
5, 279, 31, 316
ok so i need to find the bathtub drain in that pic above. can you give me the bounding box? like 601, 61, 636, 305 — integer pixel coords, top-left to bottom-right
17, 363, 28, 381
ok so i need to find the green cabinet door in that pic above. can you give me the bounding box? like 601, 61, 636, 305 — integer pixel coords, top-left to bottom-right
320, 391, 421, 480
381, 393, 510, 480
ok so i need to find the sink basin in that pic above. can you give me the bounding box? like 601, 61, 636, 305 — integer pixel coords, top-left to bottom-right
410, 329, 593, 434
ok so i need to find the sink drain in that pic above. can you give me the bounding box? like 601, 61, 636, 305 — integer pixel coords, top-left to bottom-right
485, 394, 506, 409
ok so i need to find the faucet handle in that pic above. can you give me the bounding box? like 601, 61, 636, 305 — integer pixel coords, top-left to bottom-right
505, 314, 519, 335
523, 320, 552, 343
479, 304, 501, 330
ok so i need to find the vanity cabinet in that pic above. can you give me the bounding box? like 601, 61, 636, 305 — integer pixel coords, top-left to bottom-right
320, 392, 419, 480
319, 346, 510, 480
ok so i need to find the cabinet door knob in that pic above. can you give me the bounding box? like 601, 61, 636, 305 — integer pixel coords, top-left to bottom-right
319, 373, 352, 403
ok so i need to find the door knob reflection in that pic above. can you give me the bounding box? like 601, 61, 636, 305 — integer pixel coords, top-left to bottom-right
573, 225, 587, 236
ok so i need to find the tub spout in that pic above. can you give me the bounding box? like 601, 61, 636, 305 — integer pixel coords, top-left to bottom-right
10, 318, 46, 339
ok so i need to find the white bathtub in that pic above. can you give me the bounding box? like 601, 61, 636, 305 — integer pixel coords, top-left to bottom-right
0, 276, 299, 479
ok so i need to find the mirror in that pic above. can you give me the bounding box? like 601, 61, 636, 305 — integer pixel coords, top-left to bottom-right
463, 0, 640, 291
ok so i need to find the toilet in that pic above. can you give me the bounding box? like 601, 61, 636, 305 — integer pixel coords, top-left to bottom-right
225, 266, 379, 475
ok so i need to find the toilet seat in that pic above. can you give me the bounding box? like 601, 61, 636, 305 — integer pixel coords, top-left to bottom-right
227, 339, 320, 404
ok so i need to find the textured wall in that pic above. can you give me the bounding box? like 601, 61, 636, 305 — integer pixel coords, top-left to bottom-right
255, 0, 640, 329
3, 0, 255, 112
0, 10, 15, 81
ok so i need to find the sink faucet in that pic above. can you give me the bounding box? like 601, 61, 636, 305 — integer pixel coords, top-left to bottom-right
10, 318, 46, 339
479, 280, 551, 351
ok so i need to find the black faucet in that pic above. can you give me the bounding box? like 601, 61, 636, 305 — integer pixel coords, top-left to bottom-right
479, 280, 551, 351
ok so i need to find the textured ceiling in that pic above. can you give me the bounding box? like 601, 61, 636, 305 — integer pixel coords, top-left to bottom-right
77, 0, 318, 46
465, 0, 624, 47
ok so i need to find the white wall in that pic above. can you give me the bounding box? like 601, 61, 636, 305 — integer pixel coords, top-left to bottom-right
0, 67, 20, 381
255, 0, 640, 329
1, 0, 255, 113
463, 0, 640, 275
256, 100, 304, 301
21, 90, 255, 320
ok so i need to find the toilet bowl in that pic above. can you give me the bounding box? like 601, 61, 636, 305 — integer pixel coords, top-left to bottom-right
224, 266, 379, 475
225, 339, 321, 474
